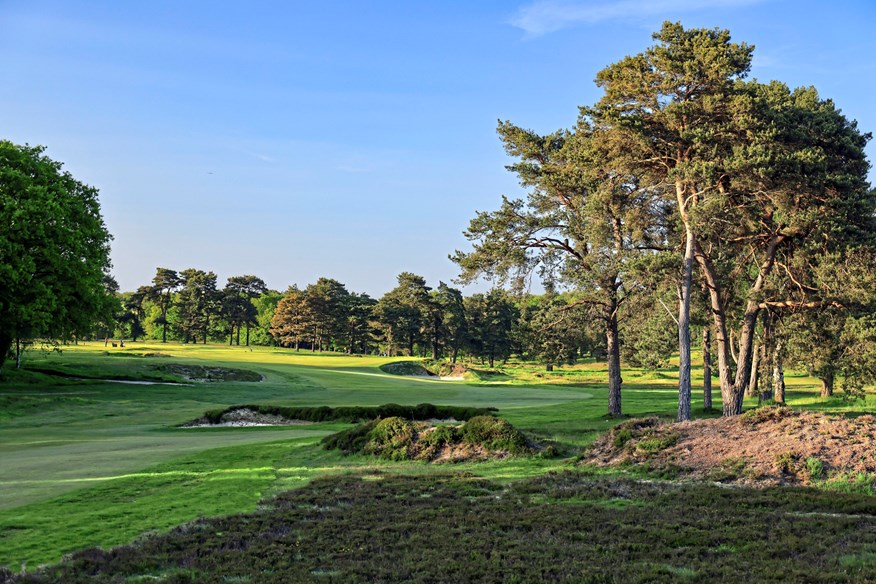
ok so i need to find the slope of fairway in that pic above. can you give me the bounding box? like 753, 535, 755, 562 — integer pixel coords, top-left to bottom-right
0, 342, 590, 510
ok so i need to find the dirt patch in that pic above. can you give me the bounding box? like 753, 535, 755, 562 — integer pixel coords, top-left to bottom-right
181, 407, 312, 428
582, 407, 876, 487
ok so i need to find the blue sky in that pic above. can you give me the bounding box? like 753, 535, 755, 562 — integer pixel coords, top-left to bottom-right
2, 0, 874, 296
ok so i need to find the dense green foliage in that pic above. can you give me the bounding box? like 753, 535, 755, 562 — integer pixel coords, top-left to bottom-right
0, 141, 114, 369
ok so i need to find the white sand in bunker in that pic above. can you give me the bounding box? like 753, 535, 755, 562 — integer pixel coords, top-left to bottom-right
180, 408, 314, 428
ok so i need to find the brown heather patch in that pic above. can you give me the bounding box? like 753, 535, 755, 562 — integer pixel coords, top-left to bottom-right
583, 407, 876, 487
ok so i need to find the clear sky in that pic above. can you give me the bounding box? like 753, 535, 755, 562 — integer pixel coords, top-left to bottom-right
2, 0, 874, 296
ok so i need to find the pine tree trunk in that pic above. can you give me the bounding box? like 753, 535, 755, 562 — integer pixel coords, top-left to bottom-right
0, 333, 12, 370
772, 340, 785, 403
245, 322, 250, 347
746, 341, 760, 398
15, 338, 23, 369
677, 226, 694, 422
695, 239, 775, 416
236, 327, 241, 346
162, 297, 169, 343
606, 312, 623, 417
229, 327, 234, 346
702, 327, 712, 411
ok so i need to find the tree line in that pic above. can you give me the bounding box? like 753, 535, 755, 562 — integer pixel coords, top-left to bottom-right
105, 269, 603, 370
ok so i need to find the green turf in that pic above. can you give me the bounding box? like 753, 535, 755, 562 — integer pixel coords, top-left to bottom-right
0, 341, 871, 571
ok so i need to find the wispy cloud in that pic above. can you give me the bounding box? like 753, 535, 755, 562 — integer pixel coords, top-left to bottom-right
511, 0, 768, 36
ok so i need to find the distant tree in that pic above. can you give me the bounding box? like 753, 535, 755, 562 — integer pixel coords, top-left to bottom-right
434, 282, 468, 363
373, 273, 431, 356
345, 292, 376, 354
249, 290, 283, 346
149, 268, 181, 343
93, 275, 122, 344
785, 307, 876, 401
305, 278, 350, 351
620, 286, 677, 370
519, 294, 584, 371
117, 286, 150, 342
176, 269, 220, 344
0, 141, 114, 369
225, 275, 268, 346
270, 287, 313, 350
466, 289, 518, 368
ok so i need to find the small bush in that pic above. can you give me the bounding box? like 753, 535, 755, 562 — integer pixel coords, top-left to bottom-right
364, 417, 419, 461
774, 452, 800, 475
322, 416, 532, 461
461, 416, 530, 455
804, 456, 825, 481
613, 429, 634, 448
634, 433, 679, 454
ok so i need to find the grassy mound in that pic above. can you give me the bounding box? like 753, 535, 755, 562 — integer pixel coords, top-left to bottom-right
22, 362, 262, 383
584, 406, 876, 488
156, 364, 262, 382
378, 361, 435, 376
322, 415, 532, 461
197, 403, 498, 426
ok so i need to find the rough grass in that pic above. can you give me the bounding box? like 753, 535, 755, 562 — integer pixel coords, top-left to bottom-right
14, 471, 876, 583
2, 341, 875, 574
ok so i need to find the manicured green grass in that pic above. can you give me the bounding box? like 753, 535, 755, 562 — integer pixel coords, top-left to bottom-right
0, 341, 871, 572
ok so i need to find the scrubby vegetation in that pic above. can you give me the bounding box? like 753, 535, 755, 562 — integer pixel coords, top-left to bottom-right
586, 408, 876, 488
13, 472, 876, 583
322, 415, 532, 461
